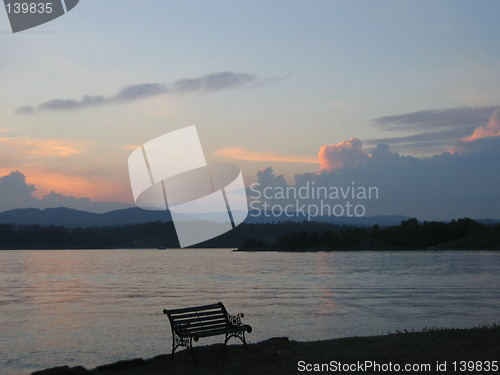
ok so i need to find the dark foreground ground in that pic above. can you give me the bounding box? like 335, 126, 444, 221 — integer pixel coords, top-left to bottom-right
33, 326, 499, 375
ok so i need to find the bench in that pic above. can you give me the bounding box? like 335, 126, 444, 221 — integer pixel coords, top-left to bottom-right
163, 302, 252, 360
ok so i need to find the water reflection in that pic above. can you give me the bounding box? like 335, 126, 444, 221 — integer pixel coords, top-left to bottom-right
0, 249, 499, 374
315, 253, 338, 316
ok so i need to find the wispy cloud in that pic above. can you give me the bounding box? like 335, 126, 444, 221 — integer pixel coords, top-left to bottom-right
373, 106, 498, 131
17, 71, 288, 114
369, 106, 500, 155
365, 128, 471, 155
215, 147, 317, 164
0, 137, 84, 157
122, 144, 141, 151
15, 105, 36, 115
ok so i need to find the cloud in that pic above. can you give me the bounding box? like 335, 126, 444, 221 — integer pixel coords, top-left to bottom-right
215, 147, 317, 164
367, 128, 469, 146
0, 137, 84, 158
0, 137, 131, 206
372, 106, 498, 131
38, 96, 107, 111
0, 171, 39, 209
463, 108, 500, 141
17, 71, 286, 113
365, 128, 470, 155
243, 73, 292, 88
0, 171, 130, 213
318, 138, 369, 171
15, 105, 35, 115
123, 144, 141, 151
251, 135, 500, 220
115, 83, 167, 101
171, 71, 256, 93
369, 106, 500, 154
256, 167, 288, 188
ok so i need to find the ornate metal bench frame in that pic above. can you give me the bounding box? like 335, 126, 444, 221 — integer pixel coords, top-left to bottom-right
163, 302, 252, 361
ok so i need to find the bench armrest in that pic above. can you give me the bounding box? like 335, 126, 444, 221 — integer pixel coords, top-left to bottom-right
227, 312, 245, 327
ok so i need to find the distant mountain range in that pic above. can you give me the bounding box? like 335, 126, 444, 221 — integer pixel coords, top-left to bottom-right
0, 207, 171, 227
0, 207, 498, 227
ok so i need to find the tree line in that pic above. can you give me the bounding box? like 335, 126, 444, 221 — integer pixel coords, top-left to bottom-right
0, 218, 498, 250
240, 218, 500, 250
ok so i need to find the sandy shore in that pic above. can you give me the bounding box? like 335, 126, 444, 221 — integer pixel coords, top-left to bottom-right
32, 326, 499, 375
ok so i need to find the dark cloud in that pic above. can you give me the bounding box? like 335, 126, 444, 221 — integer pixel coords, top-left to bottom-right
0, 171, 39, 209
15, 105, 35, 115
38, 95, 106, 111
115, 83, 168, 101
171, 71, 256, 93
256, 167, 287, 188
373, 106, 499, 131
367, 127, 471, 146
364, 128, 470, 155
16, 71, 283, 114
252, 137, 500, 221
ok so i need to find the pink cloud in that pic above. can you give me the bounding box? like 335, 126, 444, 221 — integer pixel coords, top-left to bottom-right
318, 138, 369, 171
463, 108, 500, 142
215, 147, 317, 164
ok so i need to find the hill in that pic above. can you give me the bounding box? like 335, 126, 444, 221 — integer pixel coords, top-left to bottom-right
0, 207, 172, 227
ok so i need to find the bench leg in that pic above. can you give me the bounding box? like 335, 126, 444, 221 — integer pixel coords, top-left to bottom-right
188, 337, 197, 362
171, 333, 196, 361
224, 331, 249, 352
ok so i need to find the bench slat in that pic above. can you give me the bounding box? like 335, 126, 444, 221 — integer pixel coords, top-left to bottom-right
185, 321, 227, 330
171, 311, 225, 322
186, 324, 229, 335
167, 303, 221, 315
193, 325, 251, 339
175, 317, 227, 328
175, 322, 228, 333
176, 323, 228, 334
174, 315, 226, 325
169, 310, 225, 320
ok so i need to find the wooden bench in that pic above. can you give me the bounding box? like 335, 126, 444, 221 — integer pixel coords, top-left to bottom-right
163, 302, 252, 360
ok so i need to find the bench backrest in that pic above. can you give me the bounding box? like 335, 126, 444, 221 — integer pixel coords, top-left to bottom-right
164, 302, 230, 337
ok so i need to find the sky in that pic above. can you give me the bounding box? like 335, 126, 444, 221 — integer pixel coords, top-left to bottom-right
1, 1, 500, 220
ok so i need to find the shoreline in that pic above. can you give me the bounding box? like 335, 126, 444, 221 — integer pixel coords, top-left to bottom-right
1, 247, 499, 251
32, 325, 500, 375
234, 247, 500, 252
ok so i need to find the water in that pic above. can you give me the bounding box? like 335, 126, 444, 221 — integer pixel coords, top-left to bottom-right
1, 249, 499, 374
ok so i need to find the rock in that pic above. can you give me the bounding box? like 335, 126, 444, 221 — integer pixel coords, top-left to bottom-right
93, 358, 145, 372
31, 365, 90, 375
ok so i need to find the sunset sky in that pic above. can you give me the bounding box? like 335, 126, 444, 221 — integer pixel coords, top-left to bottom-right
1, 1, 500, 219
